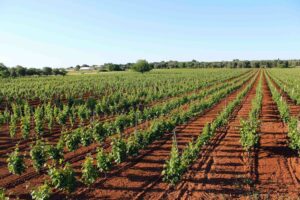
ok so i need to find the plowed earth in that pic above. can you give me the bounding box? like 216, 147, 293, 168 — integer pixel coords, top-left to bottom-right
0, 72, 254, 200
2, 70, 300, 200
164, 72, 300, 200
52, 73, 259, 199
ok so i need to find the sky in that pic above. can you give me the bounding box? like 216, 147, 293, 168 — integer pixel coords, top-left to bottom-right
0, 0, 300, 68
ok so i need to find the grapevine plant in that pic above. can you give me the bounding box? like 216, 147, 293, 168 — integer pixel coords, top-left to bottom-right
162, 135, 182, 185
48, 163, 76, 193
7, 145, 26, 175
31, 183, 52, 200
81, 156, 99, 186
30, 140, 47, 172
239, 74, 262, 152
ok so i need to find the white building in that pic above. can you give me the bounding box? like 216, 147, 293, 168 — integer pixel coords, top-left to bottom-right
79, 67, 91, 71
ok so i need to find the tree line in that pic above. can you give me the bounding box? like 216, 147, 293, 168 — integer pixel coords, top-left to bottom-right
95, 59, 300, 72
0, 64, 67, 78
1, 59, 300, 78
149, 59, 300, 69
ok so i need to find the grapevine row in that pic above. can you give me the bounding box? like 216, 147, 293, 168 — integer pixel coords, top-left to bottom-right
239, 72, 262, 151
266, 73, 300, 155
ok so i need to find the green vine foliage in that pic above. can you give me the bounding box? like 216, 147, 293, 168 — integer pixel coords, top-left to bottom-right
96, 148, 112, 173
0, 188, 9, 200
46, 142, 64, 164
110, 138, 127, 164
162, 135, 182, 185
81, 156, 99, 186
9, 116, 17, 138
48, 163, 76, 193
21, 116, 30, 139
31, 183, 52, 200
30, 140, 47, 172
7, 146, 26, 175
240, 119, 259, 151
288, 117, 300, 155
64, 129, 81, 151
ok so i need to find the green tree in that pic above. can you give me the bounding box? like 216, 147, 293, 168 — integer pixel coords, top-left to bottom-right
42, 67, 53, 75
103, 63, 122, 71
9, 68, 18, 77
16, 65, 27, 76
131, 59, 152, 73
0, 69, 10, 78
75, 65, 81, 71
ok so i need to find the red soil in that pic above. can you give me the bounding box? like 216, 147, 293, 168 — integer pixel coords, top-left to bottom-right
0, 70, 253, 155
6, 68, 296, 200
47, 73, 259, 199
0, 72, 254, 198
150, 71, 300, 200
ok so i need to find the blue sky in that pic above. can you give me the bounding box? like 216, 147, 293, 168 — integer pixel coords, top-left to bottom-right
0, 0, 300, 68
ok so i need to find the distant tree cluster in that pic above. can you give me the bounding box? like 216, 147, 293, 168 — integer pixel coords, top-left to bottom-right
150, 59, 300, 69
100, 63, 133, 71
101, 60, 152, 73
95, 59, 300, 72
103, 63, 124, 71
0, 63, 67, 78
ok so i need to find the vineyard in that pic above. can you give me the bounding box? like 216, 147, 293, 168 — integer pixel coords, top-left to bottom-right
0, 68, 299, 199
